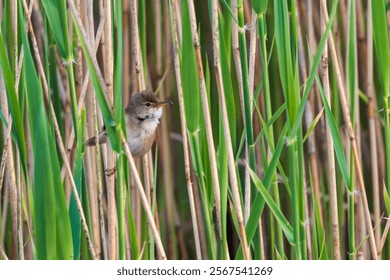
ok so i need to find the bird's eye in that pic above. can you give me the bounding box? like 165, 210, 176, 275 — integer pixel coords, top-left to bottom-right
145, 102, 151, 107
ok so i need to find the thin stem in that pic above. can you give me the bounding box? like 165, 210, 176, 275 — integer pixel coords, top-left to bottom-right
319, 0, 378, 259
320, 2, 341, 260
187, 0, 222, 242
245, 9, 257, 223
378, 215, 390, 256
366, 0, 380, 247
211, 0, 250, 260
169, 0, 202, 259
121, 133, 167, 259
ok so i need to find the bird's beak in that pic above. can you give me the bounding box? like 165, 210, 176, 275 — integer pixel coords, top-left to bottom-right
156, 100, 173, 108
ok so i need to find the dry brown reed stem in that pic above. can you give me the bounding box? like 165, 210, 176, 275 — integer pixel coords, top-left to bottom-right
11, 0, 17, 72
0, 243, 8, 260
0, 0, 19, 259
129, 0, 145, 91
350, 0, 368, 257
1, 187, 9, 243
14, 47, 24, 260
297, 16, 314, 260
156, 25, 177, 256
160, 4, 176, 248
366, 0, 380, 246
305, 0, 324, 227
0, 88, 18, 260
159, 110, 176, 257
187, 0, 222, 242
66, 0, 111, 112
101, 0, 118, 260
319, 0, 378, 259
170, 0, 202, 260
378, 215, 390, 257
1, 27, 25, 260
320, 2, 341, 260
231, 0, 245, 127
86, 0, 108, 260
231, 1, 248, 210
0, 67, 17, 260
120, 133, 167, 259
155, 2, 162, 77
85, 0, 102, 258
211, 0, 250, 260
21, 0, 98, 260
245, 9, 257, 223
0, 118, 12, 195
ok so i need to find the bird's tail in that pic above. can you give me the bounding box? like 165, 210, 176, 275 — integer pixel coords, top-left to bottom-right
85, 130, 108, 146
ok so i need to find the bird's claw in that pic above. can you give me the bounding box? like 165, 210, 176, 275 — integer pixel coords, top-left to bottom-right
105, 167, 116, 176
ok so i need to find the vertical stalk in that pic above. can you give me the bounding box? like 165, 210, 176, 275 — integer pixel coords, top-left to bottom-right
85, 0, 102, 259
186, 0, 222, 243
102, 0, 118, 260
320, 2, 341, 260
12, 0, 20, 259
0, 71, 18, 259
169, 0, 202, 259
161, 0, 179, 259
129, 0, 145, 90
257, 9, 284, 258
114, 0, 125, 260
237, 0, 256, 182
211, 0, 250, 260
121, 134, 167, 259
366, 0, 380, 247
305, 0, 324, 227
245, 9, 257, 223
297, 16, 315, 260
319, 0, 378, 259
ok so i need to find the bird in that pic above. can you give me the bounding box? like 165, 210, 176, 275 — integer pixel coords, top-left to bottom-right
86, 89, 172, 158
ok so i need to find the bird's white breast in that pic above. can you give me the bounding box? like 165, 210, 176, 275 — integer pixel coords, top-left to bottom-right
125, 107, 162, 157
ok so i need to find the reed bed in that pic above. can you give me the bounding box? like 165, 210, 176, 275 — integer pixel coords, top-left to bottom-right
0, 0, 389, 260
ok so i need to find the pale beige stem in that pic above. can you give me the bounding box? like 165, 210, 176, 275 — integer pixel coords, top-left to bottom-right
297, 16, 314, 260
366, 0, 380, 247
170, 0, 202, 260
346, 0, 367, 258
305, 0, 324, 227
378, 215, 390, 257
101, 0, 118, 260
85, 0, 102, 259
320, 0, 378, 259
0, 118, 12, 195
129, 0, 145, 91
0, 84, 17, 257
121, 133, 167, 259
211, 0, 250, 260
187, 0, 222, 244
0, 243, 8, 260
244, 9, 257, 223
15, 47, 24, 261
320, 3, 341, 260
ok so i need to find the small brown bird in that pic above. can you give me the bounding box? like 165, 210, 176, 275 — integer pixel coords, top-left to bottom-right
86, 89, 172, 157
